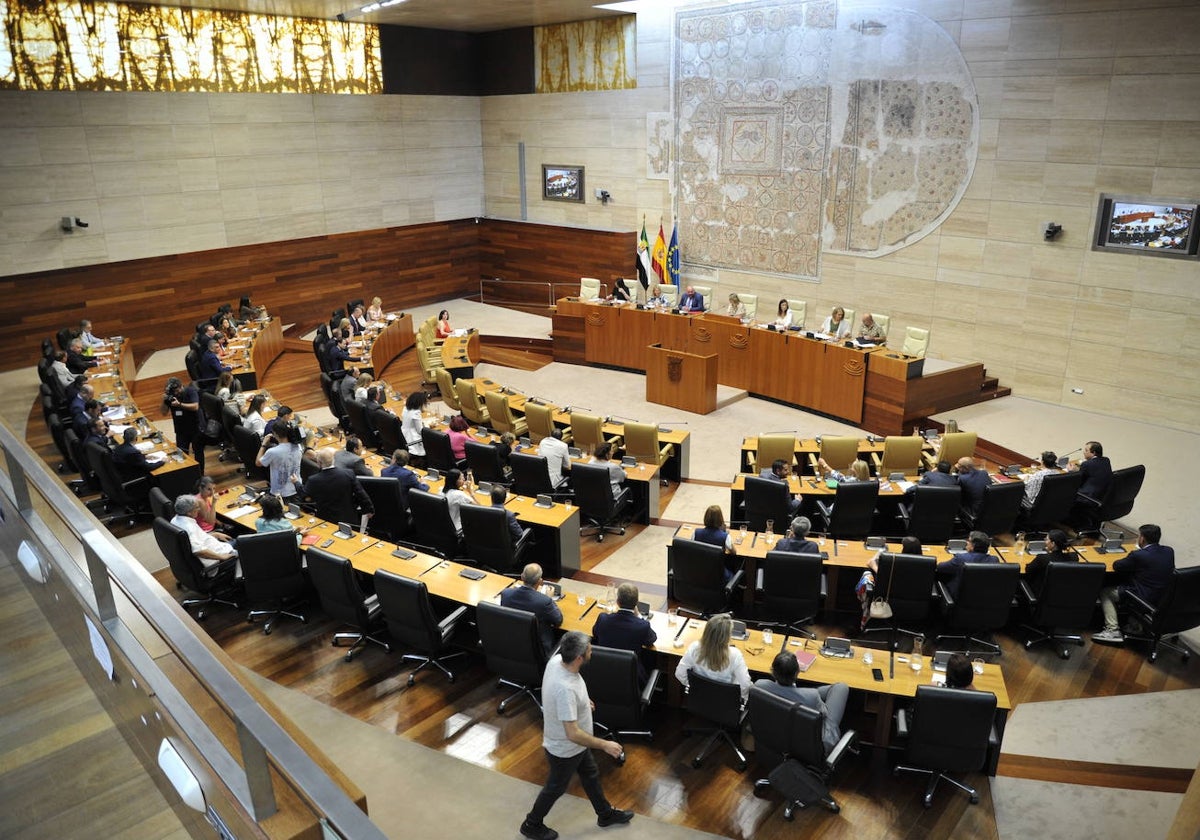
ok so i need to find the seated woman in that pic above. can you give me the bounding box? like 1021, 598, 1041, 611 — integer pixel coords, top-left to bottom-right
591, 442, 626, 499
242, 393, 268, 435
255, 494, 295, 534
239, 295, 261, 322
366, 296, 384, 322
773, 299, 793, 329
215, 370, 241, 404
820, 306, 851, 339
675, 614, 752, 702
353, 372, 372, 402
647, 284, 667, 308
817, 457, 871, 483
694, 504, 738, 578
1023, 528, 1077, 594
443, 468, 477, 535
611, 277, 633, 302
436, 309, 453, 339
726, 293, 747, 319
447, 414, 471, 462
193, 476, 220, 533
401, 391, 429, 460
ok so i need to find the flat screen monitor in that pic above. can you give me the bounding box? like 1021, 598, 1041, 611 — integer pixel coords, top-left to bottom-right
1093, 194, 1200, 259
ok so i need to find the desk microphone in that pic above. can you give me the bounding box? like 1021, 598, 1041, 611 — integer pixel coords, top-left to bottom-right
608, 414, 642, 425
657, 420, 689, 426
1056, 448, 1081, 468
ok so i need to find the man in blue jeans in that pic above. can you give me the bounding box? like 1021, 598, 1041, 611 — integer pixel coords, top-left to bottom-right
520, 631, 634, 840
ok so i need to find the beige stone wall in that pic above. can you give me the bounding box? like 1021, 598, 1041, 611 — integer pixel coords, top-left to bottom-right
481, 0, 1200, 431
0, 91, 483, 274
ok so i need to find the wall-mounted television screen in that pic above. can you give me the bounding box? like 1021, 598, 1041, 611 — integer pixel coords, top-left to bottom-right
1093, 194, 1200, 259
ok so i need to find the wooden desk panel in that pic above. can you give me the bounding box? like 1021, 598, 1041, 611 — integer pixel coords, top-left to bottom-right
363, 313, 415, 374
690, 318, 755, 391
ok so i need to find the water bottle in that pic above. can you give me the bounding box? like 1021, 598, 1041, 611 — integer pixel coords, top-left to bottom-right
762, 627, 774, 645
1015, 531, 1026, 556
604, 583, 617, 612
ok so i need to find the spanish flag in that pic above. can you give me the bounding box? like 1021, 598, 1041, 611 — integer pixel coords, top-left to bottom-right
651, 223, 667, 283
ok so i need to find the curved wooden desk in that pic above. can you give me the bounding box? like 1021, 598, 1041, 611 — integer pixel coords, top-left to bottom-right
358, 313, 414, 376
228, 317, 283, 390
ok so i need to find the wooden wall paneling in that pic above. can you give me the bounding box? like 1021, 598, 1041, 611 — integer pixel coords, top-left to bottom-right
478, 219, 635, 294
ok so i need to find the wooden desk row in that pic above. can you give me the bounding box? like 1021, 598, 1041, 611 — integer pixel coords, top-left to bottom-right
739, 434, 937, 476
226, 317, 283, 391
346, 313, 415, 378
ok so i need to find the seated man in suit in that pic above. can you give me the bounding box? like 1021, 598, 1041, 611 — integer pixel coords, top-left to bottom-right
935, 530, 996, 598
198, 339, 231, 389
1094, 523, 1176, 645
490, 484, 530, 545
84, 416, 112, 450
302, 447, 374, 526
381, 449, 428, 500
677, 285, 705, 312
78, 318, 106, 349
74, 399, 104, 440
591, 582, 657, 684
499, 563, 563, 655
68, 382, 94, 421
1069, 440, 1114, 526
754, 651, 849, 753
112, 427, 163, 483
325, 332, 360, 372
918, 460, 959, 489
334, 435, 373, 477
1022, 450, 1060, 508
759, 458, 802, 516
955, 457, 990, 518
66, 337, 98, 374
776, 516, 820, 554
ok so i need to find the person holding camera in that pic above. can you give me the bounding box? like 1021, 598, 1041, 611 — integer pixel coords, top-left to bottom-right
256, 422, 304, 500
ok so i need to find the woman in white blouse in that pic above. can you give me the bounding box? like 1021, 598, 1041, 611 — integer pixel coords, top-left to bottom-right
401, 391, 429, 458
725, 293, 747, 319
675, 613, 751, 702
366, 296, 384, 322
443, 468, 477, 535
821, 306, 851, 339
242, 393, 268, 435
352, 372, 372, 402
773, 299, 793, 329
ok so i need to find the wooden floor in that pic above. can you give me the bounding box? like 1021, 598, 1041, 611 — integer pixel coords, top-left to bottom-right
24, 339, 1200, 840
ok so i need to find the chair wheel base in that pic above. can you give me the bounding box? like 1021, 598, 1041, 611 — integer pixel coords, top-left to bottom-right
691, 758, 702, 769
969, 794, 980, 805
408, 675, 416, 687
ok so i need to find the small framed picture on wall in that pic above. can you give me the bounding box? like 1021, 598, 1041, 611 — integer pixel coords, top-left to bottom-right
543, 165, 585, 203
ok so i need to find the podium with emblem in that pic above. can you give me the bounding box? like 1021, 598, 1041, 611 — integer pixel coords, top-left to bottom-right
645, 343, 719, 415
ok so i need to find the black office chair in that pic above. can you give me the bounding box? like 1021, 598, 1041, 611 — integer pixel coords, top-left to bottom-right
460, 504, 531, 575
959, 480, 1024, 538
748, 686, 858, 817
421, 427, 464, 473
300, 452, 321, 483
238, 530, 308, 635
898, 486, 961, 544
372, 408, 404, 455
65, 428, 102, 498
510, 451, 572, 500
148, 486, 174, 521
344, 399, 378, 450
86, 441, 154, 527
231, 425, 266, 481
1020, 471, 1083, 536
581, 646, 660, 750
475, 600, 548, 714
894, 685, 998, 807
1018, 561, 1106, 659
220, 405, 243, 462
757, 550, 825, 639
305, 548, 390, 661
152, 516, 240, 620
199, 391, 230, 457
314, 327, 332, 374
465, 440, 509, 485
815, 480, 879, 540
744, 476, 792, 533
683, 670, 747, 770
373, 570, 468, 685
862, 552, 937, 650
572, 462, 630, 542
359, 475, 410, 542
1122, 567, 1200, 663
403, 489, 464, 560
668, 537, 743, 617
935, 563, 1021, 656
1075, 464, 1146, 535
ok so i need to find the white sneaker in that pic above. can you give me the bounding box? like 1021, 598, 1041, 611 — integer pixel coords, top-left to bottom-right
1093, 629, 1124, 644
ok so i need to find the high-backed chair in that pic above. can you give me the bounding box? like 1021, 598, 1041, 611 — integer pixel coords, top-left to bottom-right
460, 504, 531, 574
374, 570, 468, 685
220, 406, 244, 461
935, 563, 1021, 656
861, 553, 938, 649
153, 517, 240, 620
902, 326, 930, 357
871, 436, 924, 477
753, 433, 797, 473
1075, 464, 1145, 534
359, 475, 410, 541
86, 441, 154, 527
623, 422, 673, 478
404, 489, 463, 560
572, 462, 630, 542
1018, 561, 1107, 659
238, 530, 308, 635
371, 408, 404, 455
1020, 471, 1083, 536
464, 440, 509, 485
808, 435, 859, 474
454, 379, 490, 427
960, 480, 1024, 538
668, 537, 742, 617
305, 548, 390, 661
739, 293, 758, 320
510, 451, 571, 500
344, 399, 378, 450
148, 486, 174, 521
416, 338, 444, 385
815, 481, 879, 540
683, 670, 747, 770
1122, 567, 1200, 663
748, 686, 858, 817
434, 366, 461, 411
839, 308, 856, 328
786, 299, 807, 329
524, 402, 562, 445
758, 550, 825, 638
570, 411, 619, 452
898, 486, 962, 544
421, 427, 464, 473
476, 600, 548, 714
691, 285, 712, 310
924, 431, 976, 472
581, 646, 660, 746
869, 313, 890, 339
661, 285, 679, 308
231, 425, 267, 481
579, 276, 602, 299
484, 390, 528, 437
894, 685, 998, 807
199, 391, 233, 457
743, 476, 792, 534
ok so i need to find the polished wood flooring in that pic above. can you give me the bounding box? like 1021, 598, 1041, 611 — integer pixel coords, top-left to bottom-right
24, 341, 1200, 840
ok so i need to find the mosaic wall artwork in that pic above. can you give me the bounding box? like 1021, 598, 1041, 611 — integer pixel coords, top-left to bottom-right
0, 0, 381, 93
646, 112, 671, 180
673, 2, 977, 276
535, 15, 636, 94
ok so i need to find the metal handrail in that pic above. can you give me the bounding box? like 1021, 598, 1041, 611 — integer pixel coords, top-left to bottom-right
478, 277, 561, 307
0, 418, 385, 840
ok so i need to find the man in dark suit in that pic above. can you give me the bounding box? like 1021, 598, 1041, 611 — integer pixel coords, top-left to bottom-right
1094, 523, 1176, 644
325, 333, 360, 372
591, 582, 657, 683
198, 339, 231, 389
677, 285, 705, 312
918, 460, 959, 489
935, 530, 997, 598
112, 427, 163, 481
955, 457, 990, 518
1069, 440, 1114, 527
84, 416, 112, 450
381, 449, 428, 501
333, 435, 373, 477
775, 516, 820, 554
500, 563, 562, 654
758, 458, 802, 515
490, 484, 529, 544
73, 397, 103, 440
302, 447, 374, 526
66, 337, 98, 374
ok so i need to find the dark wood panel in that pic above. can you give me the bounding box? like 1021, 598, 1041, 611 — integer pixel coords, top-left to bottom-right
478, 219, 635, 294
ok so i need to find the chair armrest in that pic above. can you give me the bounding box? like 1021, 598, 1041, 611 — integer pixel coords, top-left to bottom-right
807, 453, 820, 473
1076, 492, 1101, 508
958, 506, 975, 527
515, 528, 534, 553
724, 568, 745, 596
936, 580, 955, 608
870, 452, 882, 471
826, 728, 858, 770
746, 450, 756, 470
640, 668, 661, 707
897, 501, 912, 521
1018, 579, 1036, 606
895, 707, 910, 739
815, 499, 833, 518
439, 605, 469, 640
1122, 589, 1155, 614
819, 572, 828, 600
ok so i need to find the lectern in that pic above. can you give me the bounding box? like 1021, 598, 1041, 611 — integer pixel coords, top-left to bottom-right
646, 343, 718, 415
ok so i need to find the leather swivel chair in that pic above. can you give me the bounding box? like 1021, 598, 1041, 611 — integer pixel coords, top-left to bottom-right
359, 475, 410, 541
306, 548, 390, 661
460, 504, 531, 575
1122, 567, 1200, 663
815, 480, 879, 540
758, 550, 825, 639
484, 390, 528, 437
571, 462, 630, 542
1018, 561, 1106, 659
475, 600, 548, 714
899, 486, 962, 544
683, 670, 747, 770
152, 516, 240, 620
238, 530, 308, 634
403, 489, 463, 561
744, 475, 792, 534
581, 646, 660, 749
374, 570, 468, 685
935, 563, 1021, 656
894, 685, 998, 807
668, 537, 743, 617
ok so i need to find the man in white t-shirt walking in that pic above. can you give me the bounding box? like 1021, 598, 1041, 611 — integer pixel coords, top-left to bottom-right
519, 631, 634, 840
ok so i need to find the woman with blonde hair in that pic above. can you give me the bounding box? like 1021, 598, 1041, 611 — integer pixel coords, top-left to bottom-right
817, 457, 871, 483
726, 293, 746, 319
674, 613, 751, 701
353, 371, 372, 402
367, 296, 384, 322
